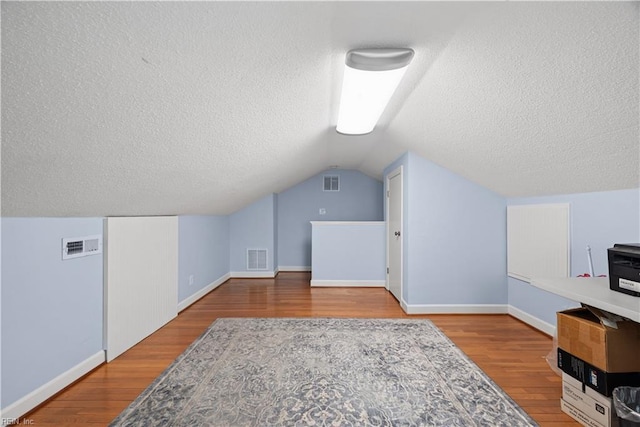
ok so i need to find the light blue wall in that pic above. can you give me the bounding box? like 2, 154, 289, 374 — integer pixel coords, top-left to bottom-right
508, 279, 578, 326
311, 222, 386, 281
407, 152, 507, 305
507, 188, 640, 326
277, 169, 384, 268
1, 218, 104, 408
383, 152, 507, 306
178, 216, 229, 303
229, 194, 277, 272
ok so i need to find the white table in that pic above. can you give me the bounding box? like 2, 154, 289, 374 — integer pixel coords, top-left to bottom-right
530, 277, 640, 322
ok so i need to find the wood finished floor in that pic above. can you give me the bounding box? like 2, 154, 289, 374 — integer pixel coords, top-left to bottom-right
24, 272, 577, 426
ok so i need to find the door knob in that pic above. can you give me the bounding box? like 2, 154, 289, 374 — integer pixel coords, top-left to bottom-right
394, 231, 401, 237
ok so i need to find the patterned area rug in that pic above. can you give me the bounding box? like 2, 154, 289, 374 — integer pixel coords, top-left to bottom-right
111, 318, 537, 426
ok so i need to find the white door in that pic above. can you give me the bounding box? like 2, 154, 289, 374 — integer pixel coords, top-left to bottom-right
387, 167, 403, 302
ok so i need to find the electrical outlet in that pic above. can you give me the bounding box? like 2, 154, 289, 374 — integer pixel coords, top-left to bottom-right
188, 275, 194, 286
319, 208, 326, 215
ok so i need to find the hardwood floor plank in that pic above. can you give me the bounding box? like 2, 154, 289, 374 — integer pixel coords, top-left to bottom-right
21, 273, 577, 426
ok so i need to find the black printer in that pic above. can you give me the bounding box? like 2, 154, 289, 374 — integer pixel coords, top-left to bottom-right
608, 244, 640, 297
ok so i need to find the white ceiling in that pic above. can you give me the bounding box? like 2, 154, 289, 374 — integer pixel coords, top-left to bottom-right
2, 1, 638, 217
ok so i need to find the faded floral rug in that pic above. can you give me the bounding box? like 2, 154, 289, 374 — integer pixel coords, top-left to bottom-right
110, 318, 537, 426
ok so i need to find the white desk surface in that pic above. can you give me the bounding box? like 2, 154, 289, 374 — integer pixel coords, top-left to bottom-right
530, 277, 640, 323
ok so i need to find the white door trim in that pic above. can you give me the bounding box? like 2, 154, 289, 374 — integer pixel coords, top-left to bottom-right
386, 165, 403, 302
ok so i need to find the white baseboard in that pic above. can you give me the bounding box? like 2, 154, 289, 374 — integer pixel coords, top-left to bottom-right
230, 271, 277, 278
310, 280, 385, 287
398, 302, 556, 336
1, 351, 105, 422
402, 304, 509, 315
508, 305, 556, 336
178, 273, 231, 312
278, 266, 311, 272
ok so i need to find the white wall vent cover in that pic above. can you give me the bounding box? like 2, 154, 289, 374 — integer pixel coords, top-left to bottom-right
62, 234, 103, 260
323, 175, 340, 192
247, 249, 268, 270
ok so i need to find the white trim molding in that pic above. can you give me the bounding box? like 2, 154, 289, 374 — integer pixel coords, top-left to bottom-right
310, 280, 385, 287
309, 221, 385, 226
230, 271, 277, 278
402, 304, 509, 315
507, 305, 556, 336
277, 266, 311, 272
399, 301, 555, 336
177, 273, 231, 312
1, 351, 105, 423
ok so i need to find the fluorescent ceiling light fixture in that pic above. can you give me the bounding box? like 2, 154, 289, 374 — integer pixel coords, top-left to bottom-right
336, 48, 414, 135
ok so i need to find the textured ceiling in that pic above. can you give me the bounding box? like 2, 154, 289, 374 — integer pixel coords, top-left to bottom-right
2, 2, 638, 217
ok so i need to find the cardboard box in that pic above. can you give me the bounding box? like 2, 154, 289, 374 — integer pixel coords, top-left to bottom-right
563, 373, 617, 427
562, 398, 608, 427
558, 347, 640, 397
557, 307, 640, 373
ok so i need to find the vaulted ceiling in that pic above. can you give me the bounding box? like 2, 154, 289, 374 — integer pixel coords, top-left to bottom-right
2, 1, 638, 217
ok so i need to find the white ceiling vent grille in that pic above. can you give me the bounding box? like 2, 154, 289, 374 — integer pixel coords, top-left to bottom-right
62, 234, 103, 260
247, 249, 268, 270
323, 175, 340, 192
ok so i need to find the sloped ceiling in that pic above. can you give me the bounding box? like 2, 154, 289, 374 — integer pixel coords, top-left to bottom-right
2, 1, 638, 217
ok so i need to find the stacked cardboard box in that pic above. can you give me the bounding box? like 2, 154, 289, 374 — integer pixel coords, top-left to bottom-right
561, 373, 618, 427
556, 307, 640, 427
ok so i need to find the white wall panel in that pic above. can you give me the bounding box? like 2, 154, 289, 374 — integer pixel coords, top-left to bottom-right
507, 203, 570, 282
104, 216, 178, 362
